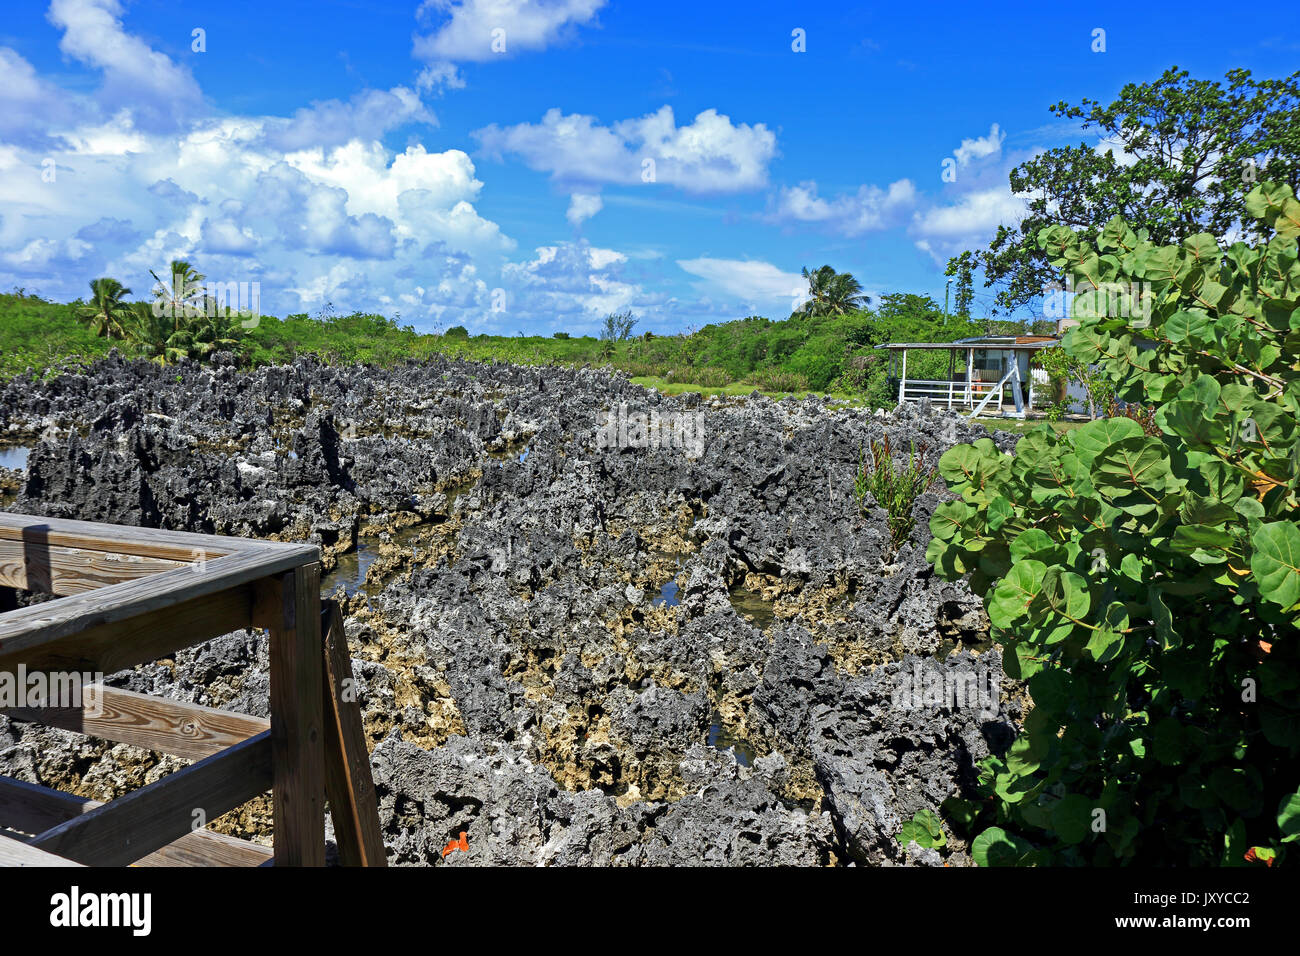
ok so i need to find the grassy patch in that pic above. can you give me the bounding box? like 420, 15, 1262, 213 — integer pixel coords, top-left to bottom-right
974, 417, 1089, 436
630, 375, 867, 405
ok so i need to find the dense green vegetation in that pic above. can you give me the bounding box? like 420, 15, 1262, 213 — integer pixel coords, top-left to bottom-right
928, 182, 1300, 866
0, 281, 1049, 405
0, 293, 115, 374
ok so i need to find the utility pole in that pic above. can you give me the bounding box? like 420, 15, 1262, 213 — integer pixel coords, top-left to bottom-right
944, 278, 952, 326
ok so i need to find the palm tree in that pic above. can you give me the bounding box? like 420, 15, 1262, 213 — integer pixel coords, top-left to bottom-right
149, 259, 206, 331
187, 310, 243, 358
799, 265, 869, 315
77, 278, 135, 340
126, 303, 189, 365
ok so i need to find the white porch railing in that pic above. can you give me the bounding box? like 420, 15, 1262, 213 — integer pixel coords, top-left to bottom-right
897, 379, 1005, 412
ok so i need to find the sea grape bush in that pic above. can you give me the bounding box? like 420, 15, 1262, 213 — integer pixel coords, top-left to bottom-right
897, 809, 948, 850
926, 183, 1300, 866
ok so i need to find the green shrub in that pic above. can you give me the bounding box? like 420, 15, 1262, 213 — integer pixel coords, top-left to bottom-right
927, 182, 1300, 866
751, 368, 807, 393
855, 435, 938, 550
665, 365, 730, 388
787, 334, 845, 391
897, 810, 948, 849
444, 325, 469, 338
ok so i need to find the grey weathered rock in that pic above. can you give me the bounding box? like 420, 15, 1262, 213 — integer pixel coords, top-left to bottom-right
0, 357, 1022, 865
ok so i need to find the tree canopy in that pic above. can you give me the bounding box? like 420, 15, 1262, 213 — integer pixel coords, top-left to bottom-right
977, 67, 1300, 313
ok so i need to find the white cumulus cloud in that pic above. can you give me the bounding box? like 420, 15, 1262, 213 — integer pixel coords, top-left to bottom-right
953, 122, 1005, 167
47, 0, 203, 130
414, 0, 606, 62
676, 257, 805, 314
769, 178, 916, 235
475, 105, 777, 194
566, 192, 603, 226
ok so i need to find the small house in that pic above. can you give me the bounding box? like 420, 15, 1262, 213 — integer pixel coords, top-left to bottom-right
874, 334, 1076, 418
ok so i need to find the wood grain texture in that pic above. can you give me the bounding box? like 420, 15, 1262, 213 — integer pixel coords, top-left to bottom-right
4, 686, 269, 761
0, 583, 255, 674
267, 565, 325, 866
0, 831, 84, 866
0, 538, 187, 595
0, 773, 271, 867
0, 775, 98, 836
0, 545, 317, 653
132, 828, 272, 867
321, 601, 387, 866
30, 731, 272, 866
0, 511, 306, 561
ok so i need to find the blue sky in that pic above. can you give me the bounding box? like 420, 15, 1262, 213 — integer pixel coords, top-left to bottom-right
0, 1, 1295, 334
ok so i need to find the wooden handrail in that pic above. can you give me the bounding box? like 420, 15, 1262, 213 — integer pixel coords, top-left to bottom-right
0, 512, 383, 867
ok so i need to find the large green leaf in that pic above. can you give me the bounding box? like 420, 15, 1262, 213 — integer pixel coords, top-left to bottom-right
1165, 310, 1214, 345
1010, 528, 1060, 562
929, 501, 971, 541
1170, 523, 1237, 556
1148, 586, 1179, 649
897, 809, 947, 849
1092, 437, 1174, 497
938, 444, 990, 487
971, 827, 1034, 867
988, 560, 1048, 628
1071, 418, 1144, 465
1041, 568, 1091, 622
1160, 401, 1227, 448
1279, 790, 1300, 843
1251, 522, 1300, 608
1050, 794, 1096, 845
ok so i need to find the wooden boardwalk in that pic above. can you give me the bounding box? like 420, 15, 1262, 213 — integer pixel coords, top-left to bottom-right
0, 512, 384, 866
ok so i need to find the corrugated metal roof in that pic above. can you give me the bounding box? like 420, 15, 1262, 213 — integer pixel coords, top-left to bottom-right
875, 336, 1059, 350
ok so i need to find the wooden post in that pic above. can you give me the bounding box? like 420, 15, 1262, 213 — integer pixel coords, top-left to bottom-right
898, 349, 907, 405
966, 348, 974, 406
1008, 350, 1024, 416
264, 564, 324, 866
320, 602, 387, 866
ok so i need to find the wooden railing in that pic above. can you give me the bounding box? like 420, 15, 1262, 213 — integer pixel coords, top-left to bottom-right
0, 512, 384, 867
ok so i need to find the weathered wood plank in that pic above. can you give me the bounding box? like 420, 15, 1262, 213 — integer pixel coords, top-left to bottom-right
132, 828, 273, 867
321, 602, 386, 866
4, 686, 269, 761
266, 565, 325, 866
30, 731, 272, 866
0, 831, 83, 866
0, 774, 271, 866
0, 512, 305, 562
0, 775, 98, 836
0, 582, 255, 674
0, 537, 187, 595
0, 544, 316, 662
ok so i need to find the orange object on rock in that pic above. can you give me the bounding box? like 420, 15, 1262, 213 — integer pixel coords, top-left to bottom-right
441, 831, 470, 858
